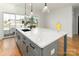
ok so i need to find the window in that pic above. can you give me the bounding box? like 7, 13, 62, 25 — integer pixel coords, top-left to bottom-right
3, 13, 15, 30
16, 15, 25, 28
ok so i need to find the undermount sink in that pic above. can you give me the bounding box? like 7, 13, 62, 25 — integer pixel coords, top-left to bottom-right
22, 29, 31, 32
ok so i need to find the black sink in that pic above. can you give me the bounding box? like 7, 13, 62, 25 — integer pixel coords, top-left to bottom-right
22, 29, 31, 32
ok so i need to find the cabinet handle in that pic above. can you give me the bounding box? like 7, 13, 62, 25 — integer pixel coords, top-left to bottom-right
30, 43, 35, 49
23, 41, 26, 45
26, 46, 28, 53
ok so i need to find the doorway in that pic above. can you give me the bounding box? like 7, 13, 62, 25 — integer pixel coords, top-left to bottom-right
78, 16, 79, 35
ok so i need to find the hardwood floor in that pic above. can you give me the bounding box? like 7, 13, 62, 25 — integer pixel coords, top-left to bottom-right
0, 35, 79, 56
58, 35, 79, 56
0, 37, 21, 56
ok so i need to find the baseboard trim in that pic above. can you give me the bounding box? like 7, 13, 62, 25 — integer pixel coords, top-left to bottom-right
3, 35, 16, 39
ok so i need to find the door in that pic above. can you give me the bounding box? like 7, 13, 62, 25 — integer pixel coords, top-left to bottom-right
78, 16, 79, 35
0, 13, 3, 39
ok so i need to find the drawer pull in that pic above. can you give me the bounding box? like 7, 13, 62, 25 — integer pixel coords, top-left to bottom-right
23, 41, 26, 45
30, 44, 35, 49
26, 46, 28, 53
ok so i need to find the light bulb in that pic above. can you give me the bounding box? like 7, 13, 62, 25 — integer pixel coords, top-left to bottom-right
42, 3, 49, 13
44, 6, 48, 10
42, 6, 49, 13
31, 11, 33, 15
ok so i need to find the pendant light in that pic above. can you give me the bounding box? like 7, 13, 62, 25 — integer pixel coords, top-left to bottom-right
24, 3, 29, 21
30, 3, 33, 16
25, 3, 27, 20
42, 3, 49, 13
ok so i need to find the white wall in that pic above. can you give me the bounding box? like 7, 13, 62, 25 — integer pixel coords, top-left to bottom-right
38, 13, 48, 28
0, 3, 25, 14
45, 6, 73, 37
30, 11, 46, 28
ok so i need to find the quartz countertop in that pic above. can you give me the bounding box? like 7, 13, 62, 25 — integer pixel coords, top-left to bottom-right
16, 28, 67, 48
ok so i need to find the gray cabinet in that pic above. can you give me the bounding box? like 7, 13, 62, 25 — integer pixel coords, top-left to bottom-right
27, 41, 41, 56
16, 29, 58, 56
22, 35, 41, 56
43, 41, 57, 56
21, 41, 27, 55
16, 31, 28, 55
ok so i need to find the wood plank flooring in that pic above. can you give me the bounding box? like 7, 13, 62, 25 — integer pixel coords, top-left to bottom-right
0, 35, 79, 56
58, 35, 79, 56
0, 37, 21, 56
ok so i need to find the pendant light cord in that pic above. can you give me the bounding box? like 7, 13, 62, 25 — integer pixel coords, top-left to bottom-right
25, 3, 26, 15
31, 3, 33, 12
25, 3, 26, 20
30, 3, 33, 16
45, 3, 47, 6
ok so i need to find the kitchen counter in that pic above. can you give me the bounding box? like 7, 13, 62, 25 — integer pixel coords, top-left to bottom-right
16, 27, 67, 56
16, 28, 66, 48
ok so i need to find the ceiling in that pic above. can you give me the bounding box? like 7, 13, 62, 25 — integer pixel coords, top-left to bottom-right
11, 3, 79, 12
0, 3, 79, 14
12, 3, 79, 9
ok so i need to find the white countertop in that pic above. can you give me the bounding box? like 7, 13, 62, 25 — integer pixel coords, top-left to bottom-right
16, 28, 67, 48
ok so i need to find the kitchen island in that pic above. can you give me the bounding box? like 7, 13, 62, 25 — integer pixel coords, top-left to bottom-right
16, 28, 67, 56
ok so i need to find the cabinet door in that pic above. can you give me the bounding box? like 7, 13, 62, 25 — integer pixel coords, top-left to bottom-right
16, 33, 24, 55
16, 34, 21, 47
23, 36, 30, 45
21, 36, 30, 56
27, 45, 35, 56
43, 41, 58, 56
16, 30, 28, 56
21, 40, 28, 56
17, 38, 23, 55
27, 41, 41, 56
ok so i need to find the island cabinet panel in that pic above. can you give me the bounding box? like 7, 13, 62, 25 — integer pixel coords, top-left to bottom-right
42, 40, 58, 56
20, 34, 42, 56
27, 40, 42, 56
16, 28, 66, 56
16, 30, 58, 56
16, 31, 28, 55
